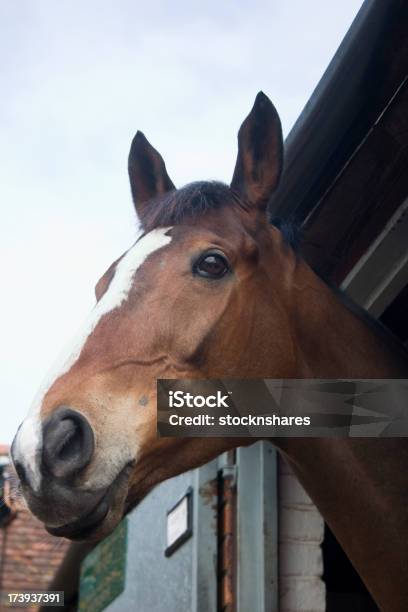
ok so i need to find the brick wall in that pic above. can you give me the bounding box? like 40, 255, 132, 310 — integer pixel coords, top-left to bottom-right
279, 456, 326, 612
0, 509, 69, 594
0, 447, 69, 611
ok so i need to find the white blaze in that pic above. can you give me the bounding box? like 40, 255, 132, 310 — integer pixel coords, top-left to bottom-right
12, 227, 172, 491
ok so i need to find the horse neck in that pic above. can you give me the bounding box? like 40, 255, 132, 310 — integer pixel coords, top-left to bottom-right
273, 259, 408, 611
291, 259, 407, 378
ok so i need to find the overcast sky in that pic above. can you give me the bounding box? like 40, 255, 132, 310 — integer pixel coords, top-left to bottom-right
0, 0, 363, 444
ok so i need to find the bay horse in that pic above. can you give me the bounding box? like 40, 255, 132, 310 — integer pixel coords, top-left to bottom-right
11, 92, 408, 611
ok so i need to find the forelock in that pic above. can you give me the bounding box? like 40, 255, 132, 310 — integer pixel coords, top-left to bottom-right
138, 181, 247, 232
137, 179, 301, 250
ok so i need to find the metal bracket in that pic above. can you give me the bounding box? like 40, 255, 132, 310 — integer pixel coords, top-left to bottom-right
220, 464, 237, 488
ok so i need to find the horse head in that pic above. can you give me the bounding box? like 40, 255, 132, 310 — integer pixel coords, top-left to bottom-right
11, 92, 303, 540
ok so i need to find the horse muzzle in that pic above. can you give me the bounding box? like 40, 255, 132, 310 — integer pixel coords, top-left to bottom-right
11, 407, 132, 541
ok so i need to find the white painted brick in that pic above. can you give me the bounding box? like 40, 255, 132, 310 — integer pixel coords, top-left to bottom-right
280, 542, 323, 577
280, 577, 326, 612
280, 474, 314, 506
280, 506, 325, 543
278, 455, 326, 610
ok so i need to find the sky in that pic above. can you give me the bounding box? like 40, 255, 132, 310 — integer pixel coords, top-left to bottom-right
0, 0, 363, 444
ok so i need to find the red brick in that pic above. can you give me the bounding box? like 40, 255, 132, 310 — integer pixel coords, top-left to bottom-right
0, 450, 68, 596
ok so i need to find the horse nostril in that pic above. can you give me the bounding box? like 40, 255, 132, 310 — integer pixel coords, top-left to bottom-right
42, 407, 95, 480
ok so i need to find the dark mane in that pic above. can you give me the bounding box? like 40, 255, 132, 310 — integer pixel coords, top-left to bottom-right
139, 181, 245, 231
139, 180, 301, 250
269, 216, 302, 251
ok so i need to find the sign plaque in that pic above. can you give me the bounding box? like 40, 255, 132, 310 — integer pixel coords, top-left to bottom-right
165, 488, 193, 557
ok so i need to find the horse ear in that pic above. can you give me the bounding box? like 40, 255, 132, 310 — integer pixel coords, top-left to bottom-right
231, 91, 283, 210
128, 131, 175, 217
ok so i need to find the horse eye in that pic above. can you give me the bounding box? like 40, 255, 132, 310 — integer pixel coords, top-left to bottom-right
194, 252, 230, 279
